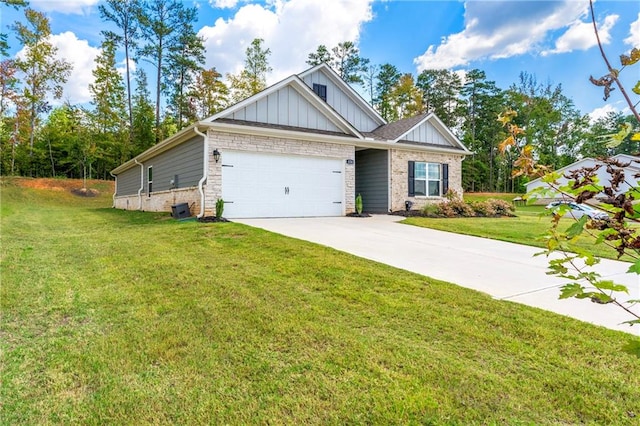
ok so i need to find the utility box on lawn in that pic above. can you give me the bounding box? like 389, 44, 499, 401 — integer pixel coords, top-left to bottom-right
171, 203, 191, 219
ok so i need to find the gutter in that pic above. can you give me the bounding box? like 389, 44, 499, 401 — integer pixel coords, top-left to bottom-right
193, 125, 208, 218
109, 171, 116, 208
134, 158, 144, 210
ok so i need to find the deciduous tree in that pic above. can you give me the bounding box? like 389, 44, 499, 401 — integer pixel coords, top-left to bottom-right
12, 8, 71, 173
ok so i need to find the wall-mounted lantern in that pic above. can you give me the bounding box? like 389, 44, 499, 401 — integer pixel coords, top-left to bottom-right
213, 149, 221, 163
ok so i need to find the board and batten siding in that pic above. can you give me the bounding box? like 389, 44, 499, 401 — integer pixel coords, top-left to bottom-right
403, 122, 451, 146
229, 86, 343, 133
144, 135, 204, 193
116, 165, 142, 196
355, 149, 389, 213
301, 70, 379, 132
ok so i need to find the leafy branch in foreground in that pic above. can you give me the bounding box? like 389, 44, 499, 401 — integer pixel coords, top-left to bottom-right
510, 0, 640, 329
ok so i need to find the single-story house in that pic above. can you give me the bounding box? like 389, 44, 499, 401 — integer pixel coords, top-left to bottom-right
111, 63, 472, 218
526, 153, 640, 202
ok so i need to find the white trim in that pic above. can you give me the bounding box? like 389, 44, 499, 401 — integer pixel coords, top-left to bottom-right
200, 120, 469, 156
193, 126, 208, 218
204, 74, 364, 139
298, 63, 386, 127
393, 112, 471, 154
526, 153, 640, 186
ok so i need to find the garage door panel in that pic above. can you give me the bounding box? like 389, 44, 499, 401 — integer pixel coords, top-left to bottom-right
221, 151, 344, 218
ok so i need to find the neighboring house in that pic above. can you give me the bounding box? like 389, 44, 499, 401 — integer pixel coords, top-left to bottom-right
111, 64, 471, 219
526, 153, 640, 201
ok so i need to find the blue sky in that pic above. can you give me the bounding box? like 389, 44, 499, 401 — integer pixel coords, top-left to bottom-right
3, 0, 639, 121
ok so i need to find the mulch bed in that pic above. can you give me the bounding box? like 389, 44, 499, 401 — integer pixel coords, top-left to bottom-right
71, 188, 100, 197
346, 212, 371, 218
197, 216, 231, 223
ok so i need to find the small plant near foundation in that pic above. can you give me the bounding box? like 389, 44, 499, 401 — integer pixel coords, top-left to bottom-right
355, 193, 363, 215
215, 198, 224, 218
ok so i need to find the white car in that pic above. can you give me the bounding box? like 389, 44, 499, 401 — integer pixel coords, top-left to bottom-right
545, 201, 609, 220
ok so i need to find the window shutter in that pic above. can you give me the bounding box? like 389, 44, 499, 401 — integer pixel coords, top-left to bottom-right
442, 163, 449, 195
408, 161, 415, 196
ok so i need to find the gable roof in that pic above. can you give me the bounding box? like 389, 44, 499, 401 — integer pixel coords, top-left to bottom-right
298, 63, 386, 127
204, 74, 364, 139
370, 112, 471, 153
526, 153, 640, 186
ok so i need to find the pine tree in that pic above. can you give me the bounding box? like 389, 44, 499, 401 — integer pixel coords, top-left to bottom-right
89, 38, 128, 168
374, 63, 401, 121
99, 0, 141, 140
137, 0, 185, 142
131, 69, 155, 155
227, 38, 272, 103
164, 6, 204, 130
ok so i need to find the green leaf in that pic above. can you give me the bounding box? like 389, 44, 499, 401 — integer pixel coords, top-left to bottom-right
589, 293, 613, 304
559, 283, 584, 299
541, 171, 562, 184
565, 215, 588, 239
627, 260, 640, 275
633, 81, 640, 95
593, 280, 628, 293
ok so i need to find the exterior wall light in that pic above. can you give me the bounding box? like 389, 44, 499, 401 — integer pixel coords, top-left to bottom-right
213, 149, 221, 163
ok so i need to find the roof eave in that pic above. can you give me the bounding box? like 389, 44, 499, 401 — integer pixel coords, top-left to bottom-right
298, 63, 386, 126
111, 125, 201, 174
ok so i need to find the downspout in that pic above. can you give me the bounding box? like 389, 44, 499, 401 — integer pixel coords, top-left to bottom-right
193, 125, 208, 218
134, 158, 144, 210
109, 171, 116, 208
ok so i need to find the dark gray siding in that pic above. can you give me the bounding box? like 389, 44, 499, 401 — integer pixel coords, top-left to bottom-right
355, 149, 388, 213
116, 165, 142, 196
145, 136, 204, 193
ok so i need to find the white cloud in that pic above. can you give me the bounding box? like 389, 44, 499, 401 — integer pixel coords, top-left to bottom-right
625, 13, 640, 46
544, 14, 618, 55
30, 0, 99, 15
15, 31, 99, 105
210, 0, 240, 9
49, 32, 100, 104
588, 104, 617, 123
414, 0, 588, 71
198, 0, 374, 83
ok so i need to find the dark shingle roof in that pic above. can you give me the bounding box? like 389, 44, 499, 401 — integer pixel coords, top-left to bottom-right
214, 118, 357, 138
370, 113, 429, 141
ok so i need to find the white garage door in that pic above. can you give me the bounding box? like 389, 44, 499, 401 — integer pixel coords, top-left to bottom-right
221, 151, 344, 218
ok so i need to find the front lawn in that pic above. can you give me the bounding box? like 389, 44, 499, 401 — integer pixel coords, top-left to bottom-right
403, 193, 629, 261
1, 180, 639, 424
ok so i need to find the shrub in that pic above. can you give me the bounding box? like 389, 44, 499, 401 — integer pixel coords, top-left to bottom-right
471, 199, 515, 217
355, 193, 363, 215
421, 203, 440, 217
444, 189, 462, 201
215, 198, 224, 218
486, 198, 515, 216
436, 199, 475, 217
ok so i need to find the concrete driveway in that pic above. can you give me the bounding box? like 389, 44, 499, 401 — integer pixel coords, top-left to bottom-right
237, 215, 640, 335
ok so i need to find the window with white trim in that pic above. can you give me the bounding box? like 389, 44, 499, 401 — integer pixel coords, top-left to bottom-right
408, 161, 448, 197
313, 83, 327, 101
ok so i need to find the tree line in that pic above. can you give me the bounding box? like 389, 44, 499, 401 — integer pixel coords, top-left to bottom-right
1, 0, 638, 191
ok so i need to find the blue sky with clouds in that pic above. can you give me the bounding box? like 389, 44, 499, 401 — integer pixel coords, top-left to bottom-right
3, 0, 639, 121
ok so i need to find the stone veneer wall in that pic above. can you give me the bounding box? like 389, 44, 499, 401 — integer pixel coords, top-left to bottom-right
204, 130, 356, 216
114, 187, 200, 216
389, 149, 464, 212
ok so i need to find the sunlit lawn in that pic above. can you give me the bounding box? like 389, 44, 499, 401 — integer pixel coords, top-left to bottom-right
403, 193, 631, 261
2, 181, 639, 424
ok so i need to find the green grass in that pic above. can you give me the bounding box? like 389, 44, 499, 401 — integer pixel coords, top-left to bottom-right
2, 180, 639, 424
403, 193, 630, 261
